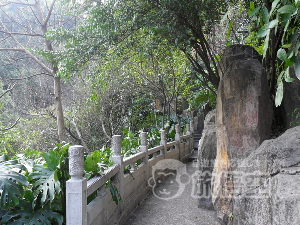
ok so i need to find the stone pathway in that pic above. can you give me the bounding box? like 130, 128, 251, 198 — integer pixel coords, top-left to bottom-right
123, 152, 220, 225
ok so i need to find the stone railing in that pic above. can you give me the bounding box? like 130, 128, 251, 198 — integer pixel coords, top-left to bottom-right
66, 123, 194, 225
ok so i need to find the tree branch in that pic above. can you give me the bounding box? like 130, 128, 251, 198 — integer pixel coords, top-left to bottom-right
0, 83, 15, 99
71, 118, 89, 152
6, 72, 53, 80
0, 117, 20, 131
0, 30, 43, 37
0, 48, 25, 52
100, 119, 112, 140
0, 2, 35, 7
0, 19, 53, 74
43, 0, 56, 26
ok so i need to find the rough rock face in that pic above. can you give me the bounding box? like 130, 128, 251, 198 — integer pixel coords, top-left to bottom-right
212, 45, 273, 223
216, 52, 273, 160
233, 126, 300, 225
218, 45, 262, 77
197, 110, 217, 209
282, 67, 300, 129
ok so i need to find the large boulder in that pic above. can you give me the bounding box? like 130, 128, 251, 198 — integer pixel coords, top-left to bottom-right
197, 110, 217, 209
212, 45, 273, 223
233, 126, 300, 225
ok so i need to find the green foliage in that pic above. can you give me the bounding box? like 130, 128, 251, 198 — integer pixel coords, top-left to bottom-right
290, 101, 300, 126
248, 0, 300, 106
0, 159, 28, 209
84, 147, 113, 179
0, 143, 69, 224
121, 128, 140, 157
29, 157, 62, 205
0, 142, 123, 223
189, 84, 216, 111
1, 207, 63, 225
147, 128, 161, 148
107, 179, 122, 205
47, 0, 238, 112
0, 117, 59, 157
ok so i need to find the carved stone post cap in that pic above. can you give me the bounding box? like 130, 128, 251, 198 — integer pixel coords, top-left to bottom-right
69, 145, 84, 150
68, 145, 85, 179
112, 135, 122, 156
140, 132, 147, 146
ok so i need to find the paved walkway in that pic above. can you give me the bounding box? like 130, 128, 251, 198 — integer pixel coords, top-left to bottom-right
123, 152, 220, 225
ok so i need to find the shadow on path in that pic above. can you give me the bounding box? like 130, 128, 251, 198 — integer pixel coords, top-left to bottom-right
123, 153, 220, 225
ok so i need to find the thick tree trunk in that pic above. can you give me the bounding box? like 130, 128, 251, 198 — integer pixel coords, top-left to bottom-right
35, 0, 67, 143
54, 76, 67, 142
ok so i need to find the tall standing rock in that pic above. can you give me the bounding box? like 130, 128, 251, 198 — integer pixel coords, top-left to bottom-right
212, 45, 273, 223
197, 110, 217, 209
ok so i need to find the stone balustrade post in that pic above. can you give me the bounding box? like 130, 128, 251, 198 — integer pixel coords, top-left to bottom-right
190, 120, 194, 153
186, 124, 191, 135
175, 124, 181, 141
66, 145, 87, 225
140, 132, 149, 182
160, 130, 167, 158
185, 124, 191, 155
175, 124, 181, 160
111, 135, 124, 211
190, 120, 194, 133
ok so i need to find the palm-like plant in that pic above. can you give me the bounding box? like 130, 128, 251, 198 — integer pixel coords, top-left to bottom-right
0, 144, 70, 224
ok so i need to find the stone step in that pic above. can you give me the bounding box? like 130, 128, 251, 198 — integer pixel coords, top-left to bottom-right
193, 133, 201, 149
188, 150, 198, 162
194, 133, 202, 139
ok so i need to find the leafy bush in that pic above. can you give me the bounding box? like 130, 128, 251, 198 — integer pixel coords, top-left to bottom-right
0, 142, 119, 224
84, 147, 113, 179
121, 128, 141, 157
0, 143, 69, 224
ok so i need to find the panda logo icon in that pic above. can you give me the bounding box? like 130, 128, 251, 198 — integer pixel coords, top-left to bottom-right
148, 159, 190, 200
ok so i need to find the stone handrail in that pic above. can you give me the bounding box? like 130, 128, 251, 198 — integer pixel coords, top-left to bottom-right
66, 122, 194, 225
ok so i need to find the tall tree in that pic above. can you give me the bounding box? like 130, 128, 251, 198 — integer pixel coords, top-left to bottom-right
50, 0, 237, 94
0, 0, 73, 142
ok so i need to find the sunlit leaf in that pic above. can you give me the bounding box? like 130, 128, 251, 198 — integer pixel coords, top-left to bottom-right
249, 6, 261, 17
263, 31, 270, 58
257, 25, 269, 37
277, 48, 287, 62
277, 5, 297, 14
270, 0, 280, 15
267, 19, 278, 29
226, 20, 232, 39
275, 80, 283, 107
262, 6, 269, 24
286, 58, 294, 66
284, 68, 294, 82
282, 43, 292, 48
294, 55, 300, 80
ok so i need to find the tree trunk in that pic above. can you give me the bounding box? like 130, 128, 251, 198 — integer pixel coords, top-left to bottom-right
35, 0, 67, 142
54, 76, 67, 142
